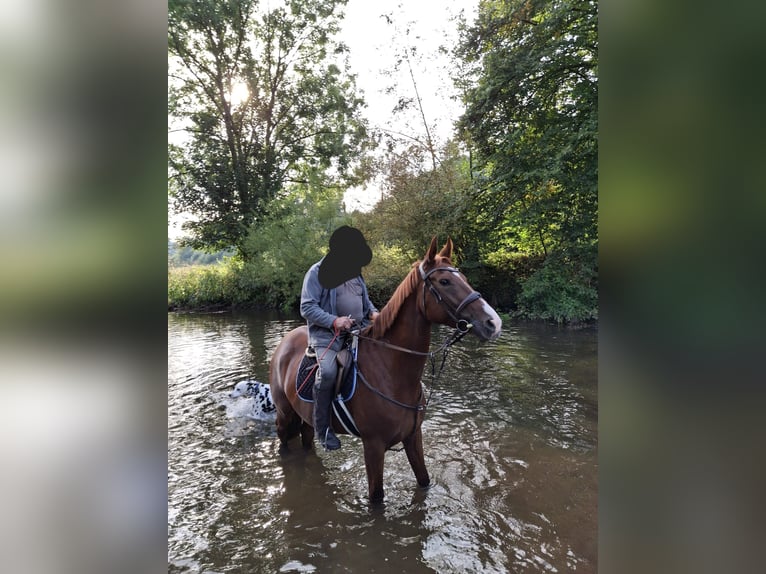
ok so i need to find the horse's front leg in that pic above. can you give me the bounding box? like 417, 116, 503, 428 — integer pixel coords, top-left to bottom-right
403, 426, 430, 489
362, 439, 386, 503
300, 421, 314, 449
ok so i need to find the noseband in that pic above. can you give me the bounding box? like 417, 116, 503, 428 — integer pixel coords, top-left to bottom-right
418, 262, 482, 332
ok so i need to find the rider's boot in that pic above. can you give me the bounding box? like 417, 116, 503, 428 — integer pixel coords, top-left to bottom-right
313, 381, 341, 450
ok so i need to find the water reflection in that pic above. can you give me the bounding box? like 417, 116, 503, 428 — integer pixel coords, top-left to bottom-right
168, 312, 597, 572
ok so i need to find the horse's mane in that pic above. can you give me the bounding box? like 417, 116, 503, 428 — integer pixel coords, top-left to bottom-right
363, 255, 451, 340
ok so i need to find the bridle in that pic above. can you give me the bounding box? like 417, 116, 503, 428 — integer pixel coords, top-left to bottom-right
418, 261, 482, 334
352, 260, 484, 356
351, 260, 485, 431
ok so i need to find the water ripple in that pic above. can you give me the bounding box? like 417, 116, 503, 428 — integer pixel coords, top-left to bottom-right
169, 312, 597, 573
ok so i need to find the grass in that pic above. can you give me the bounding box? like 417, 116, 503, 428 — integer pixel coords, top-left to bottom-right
168, 264, 236, 310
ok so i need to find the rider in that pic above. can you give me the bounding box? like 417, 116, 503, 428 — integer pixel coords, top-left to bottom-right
300, 226, 379, 450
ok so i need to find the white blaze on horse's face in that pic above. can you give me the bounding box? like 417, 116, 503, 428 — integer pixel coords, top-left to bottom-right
480, 298, 503, 340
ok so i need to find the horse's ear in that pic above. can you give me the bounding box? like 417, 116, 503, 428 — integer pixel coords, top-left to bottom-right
425, 236, 439, 263
438, 237, 454, 260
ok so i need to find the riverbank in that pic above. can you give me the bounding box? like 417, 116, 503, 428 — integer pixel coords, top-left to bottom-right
168, 261, 597, 324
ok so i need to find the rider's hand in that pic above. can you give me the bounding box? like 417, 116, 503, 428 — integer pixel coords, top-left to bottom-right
370, 311, 380, 322
333, 316, 354, 331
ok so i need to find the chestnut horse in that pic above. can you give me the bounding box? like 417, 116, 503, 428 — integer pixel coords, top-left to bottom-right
269, 237, 502, 502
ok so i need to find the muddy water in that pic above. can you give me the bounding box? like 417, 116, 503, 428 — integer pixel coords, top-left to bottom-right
168, 311, 597, 573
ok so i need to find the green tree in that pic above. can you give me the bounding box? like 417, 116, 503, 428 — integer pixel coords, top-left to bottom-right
241, 180, 351, 309
168, 0, 370, 256
455, 0, 597, 320
361, 140, 473, 261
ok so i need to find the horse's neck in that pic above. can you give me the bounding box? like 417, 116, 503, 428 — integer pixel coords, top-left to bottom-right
386, 294, 432, 358
362, 294, 430, 402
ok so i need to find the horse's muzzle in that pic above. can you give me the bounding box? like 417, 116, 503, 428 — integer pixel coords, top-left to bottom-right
469, 300, 503, 341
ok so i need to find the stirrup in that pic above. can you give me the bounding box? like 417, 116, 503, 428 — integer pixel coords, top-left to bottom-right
321, 428, 341, 451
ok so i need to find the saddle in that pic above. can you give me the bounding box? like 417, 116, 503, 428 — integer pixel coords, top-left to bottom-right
295, 344, 361, 437
296, 346, 356, 403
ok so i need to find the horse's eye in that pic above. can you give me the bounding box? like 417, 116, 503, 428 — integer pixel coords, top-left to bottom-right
439, 278, 450, 286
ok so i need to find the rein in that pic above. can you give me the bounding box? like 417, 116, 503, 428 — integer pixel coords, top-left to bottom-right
351, 323, 469, 410
349, 262, 481, 413
356, 369, 425, 412
352, 321, 471, 358
353, 261, 480, 358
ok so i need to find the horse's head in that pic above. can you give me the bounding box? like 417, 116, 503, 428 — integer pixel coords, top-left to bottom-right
418, 237, 502, 341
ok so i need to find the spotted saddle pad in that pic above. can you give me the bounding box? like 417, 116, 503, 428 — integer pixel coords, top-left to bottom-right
296, 350, 357, 403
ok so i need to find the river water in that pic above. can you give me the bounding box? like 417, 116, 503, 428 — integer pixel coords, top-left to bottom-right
168, 311, 597, 573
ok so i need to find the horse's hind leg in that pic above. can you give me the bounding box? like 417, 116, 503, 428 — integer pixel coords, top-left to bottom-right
403, 427, 430, 489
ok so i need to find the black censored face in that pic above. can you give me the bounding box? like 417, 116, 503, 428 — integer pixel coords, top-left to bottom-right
318, 226, 372, 289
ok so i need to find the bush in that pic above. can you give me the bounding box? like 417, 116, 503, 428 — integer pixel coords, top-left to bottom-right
516, 256, 597, 323
167, 244, 597, 324
167, 242, 418, 313
167, 264, 234, 309
462, 250, 545, 312
363, 243, 414, 306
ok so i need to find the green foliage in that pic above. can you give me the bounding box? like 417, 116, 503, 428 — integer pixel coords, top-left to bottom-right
467, 250, 545, 311
456, 0, 597, 254
357, 141, 474, 261
167, 0, 599, 324
167, 264, 234, 309
168, 0, 371, 255
516, 254, 598, 324
168, 241, 233, 267
361, 243, 414, 304
238, 183, 351, 310
453, 0, 598, 322
167, 197, 415, 312
167, 257, 270, 309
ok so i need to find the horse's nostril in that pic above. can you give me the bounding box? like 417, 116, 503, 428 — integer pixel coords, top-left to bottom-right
486, 318, 501, 335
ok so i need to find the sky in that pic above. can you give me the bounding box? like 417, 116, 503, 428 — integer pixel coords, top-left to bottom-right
169, 0, 479, 239
340, 0, 478, 211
